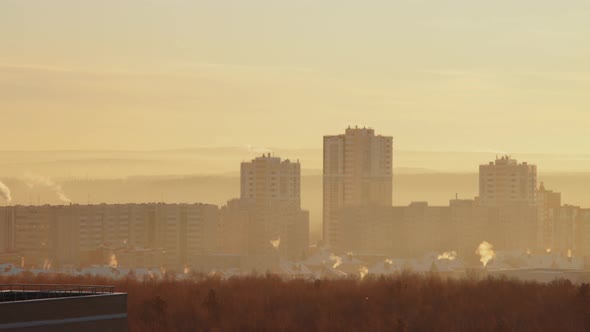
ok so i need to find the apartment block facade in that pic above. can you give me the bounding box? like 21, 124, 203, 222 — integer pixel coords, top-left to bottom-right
479, 155, 537, 207
222, 154, 309, 260
323, 127, 393, 248
0, 203, 219, 269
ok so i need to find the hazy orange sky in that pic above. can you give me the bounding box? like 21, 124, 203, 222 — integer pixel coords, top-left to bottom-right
1, 1, 589, 153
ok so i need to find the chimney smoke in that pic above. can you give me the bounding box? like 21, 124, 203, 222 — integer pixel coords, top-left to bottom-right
0, 181, 12, 204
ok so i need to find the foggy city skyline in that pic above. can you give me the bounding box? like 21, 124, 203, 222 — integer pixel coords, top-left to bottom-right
1, 125, 590, 245
2, 1, 590, 331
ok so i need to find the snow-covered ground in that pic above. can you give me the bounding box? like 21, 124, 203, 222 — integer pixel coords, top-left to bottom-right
1, 249, 587, 282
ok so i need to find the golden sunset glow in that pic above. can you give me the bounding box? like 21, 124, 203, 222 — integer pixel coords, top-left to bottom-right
1, 1, 589, 155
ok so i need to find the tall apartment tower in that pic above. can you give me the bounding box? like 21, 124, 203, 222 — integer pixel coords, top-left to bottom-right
323, 126, 393, 248
240, 154, 301, 208
536, 183, 561, 251
227, 154, 308, 259
479, 155, 537, 207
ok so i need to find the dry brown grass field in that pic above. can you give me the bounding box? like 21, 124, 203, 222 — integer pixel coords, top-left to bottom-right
2, 272, 590, 332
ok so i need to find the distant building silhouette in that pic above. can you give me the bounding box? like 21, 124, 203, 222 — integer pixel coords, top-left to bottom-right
335, 200, 499, 257
221, 154, 309, 261
479, 155, 537, 207
240, 153, 301, 208
0, 203, 219, 269
478, 156, 539, 250
536, 183, 561, 251
323, 126, 392, 250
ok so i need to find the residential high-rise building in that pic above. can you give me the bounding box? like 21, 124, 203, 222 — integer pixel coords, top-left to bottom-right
222, 154, 309, 260
479, 155, 537, 207
323, 126, 393, 249
536, 183, 561, 251
478, 156, 539, 251
552, 204, 580, 256
577, 209, 590, 258
240, 154, 301, 208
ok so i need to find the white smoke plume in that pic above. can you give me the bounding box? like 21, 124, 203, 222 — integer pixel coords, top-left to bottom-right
546, 248, 552, 254
385, 258, 393, 265
567, 249, 573, 258
184, 265, 190, 274
437, 251, 457, 261
330, 253, 342, 269
475, 241, 495, 267
526, 248, 532, 256
359, 266, 369, 280
0, 181, 12, 204
43, 258, 51, 270
109, 254, 118, 268
24, 173, 71, 203
20, 257, 25, 268
270, 237, 281, 249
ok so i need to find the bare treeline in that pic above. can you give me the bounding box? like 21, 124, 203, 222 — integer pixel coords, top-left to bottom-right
2, 273, 589, 332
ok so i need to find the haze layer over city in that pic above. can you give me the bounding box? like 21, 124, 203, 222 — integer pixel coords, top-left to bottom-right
2, 1, 590, 331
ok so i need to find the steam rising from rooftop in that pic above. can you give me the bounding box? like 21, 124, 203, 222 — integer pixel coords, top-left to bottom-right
270, 237, 281, 249
24, 173, 71, 203
476, 241, 495, 267
359, 266, 368, 280
109, 254, 118, 268
437, 251, 457, 261
330, 254, 342, 269
0, 181, 12, 204
43, 258, 51, 270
